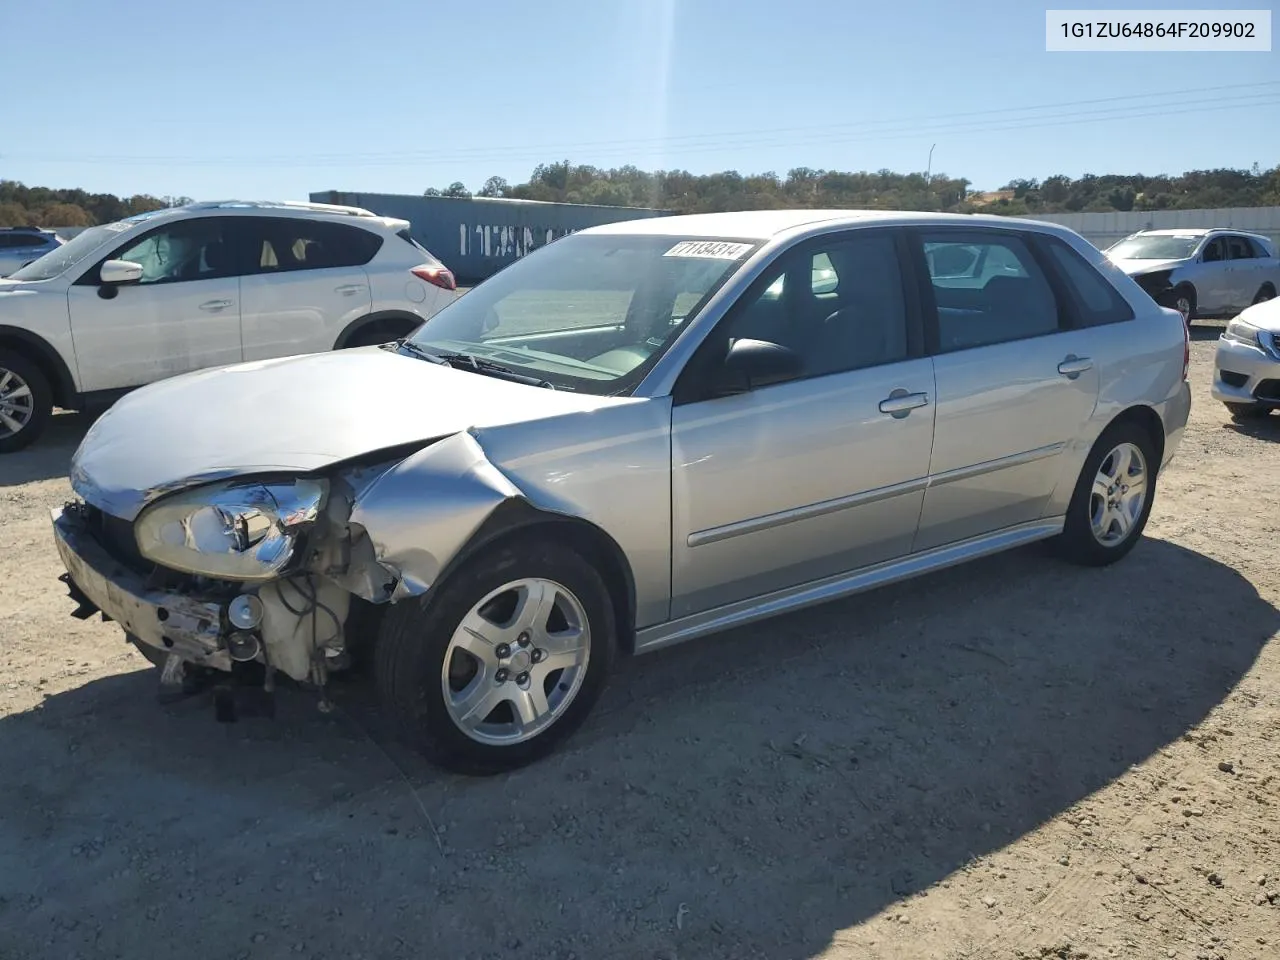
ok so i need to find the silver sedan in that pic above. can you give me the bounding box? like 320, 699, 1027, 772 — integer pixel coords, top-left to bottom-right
1211, 296, 1280, 420
51, 210, 1192, 774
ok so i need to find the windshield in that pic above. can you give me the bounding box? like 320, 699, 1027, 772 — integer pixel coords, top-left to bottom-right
1107, 235, 1201, 261
405, 233, 759, 394
7, 221, 134, 281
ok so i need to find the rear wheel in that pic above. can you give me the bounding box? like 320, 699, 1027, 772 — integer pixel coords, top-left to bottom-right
342, 318, 420, 349
0, 351, 52, 454
375, 537, 617, 775
1253, 284, 1276, 306
1054, 421, 1158, 567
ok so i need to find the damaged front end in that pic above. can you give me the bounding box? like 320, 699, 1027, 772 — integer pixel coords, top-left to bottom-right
53, 430, 521, 716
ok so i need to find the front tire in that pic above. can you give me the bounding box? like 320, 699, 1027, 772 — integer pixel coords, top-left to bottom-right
1054, 421, 1158, 567
375, 537, 617, 775
1168, 285, 1196, 323
0, 351, 52, 454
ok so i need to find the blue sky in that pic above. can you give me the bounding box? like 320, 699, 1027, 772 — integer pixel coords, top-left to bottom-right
3, 0, 1277, 200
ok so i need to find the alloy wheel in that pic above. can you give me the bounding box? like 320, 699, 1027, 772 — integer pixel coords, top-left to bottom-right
440, 577, 591, 745
1089, 441, 1148, 547
0, 367, 35, 439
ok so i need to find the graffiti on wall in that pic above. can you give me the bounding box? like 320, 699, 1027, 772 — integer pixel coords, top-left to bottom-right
459, 223, 578, 261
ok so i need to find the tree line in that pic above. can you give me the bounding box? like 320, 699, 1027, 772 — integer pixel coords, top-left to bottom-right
4, 161, 1279, 228
431, 162, 1280, 215
0, 181, 188, 228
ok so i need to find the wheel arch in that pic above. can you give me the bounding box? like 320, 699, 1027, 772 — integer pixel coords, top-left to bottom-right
430, 499, 640, 657
332, 310, 426, 349
1257, 281, 1277, 299
0, 325, 78, 408
1101, 403, 1166, 469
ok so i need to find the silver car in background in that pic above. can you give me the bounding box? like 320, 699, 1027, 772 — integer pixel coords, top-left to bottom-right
1106, 228, 1280, 321
51, 210, 1192, 774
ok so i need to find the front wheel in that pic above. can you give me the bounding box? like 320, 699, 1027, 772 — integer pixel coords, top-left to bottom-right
375, 537, 617, 775
1053, 422, 1158, 567
1168, 286, 1196, 323
0, 351, 53, 454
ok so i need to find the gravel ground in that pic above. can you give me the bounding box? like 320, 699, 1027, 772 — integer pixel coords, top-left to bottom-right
1, 332, 1277, 960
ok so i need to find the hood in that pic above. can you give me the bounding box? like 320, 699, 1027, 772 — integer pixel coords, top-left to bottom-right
71, 346, 629, 520
1107, 257, 1188, 277
1236, 296, 1280, 334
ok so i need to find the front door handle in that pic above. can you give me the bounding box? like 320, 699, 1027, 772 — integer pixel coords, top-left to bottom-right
879, 390, 930, 418
199, 299, 233, 311
1058, 355, 1093, 378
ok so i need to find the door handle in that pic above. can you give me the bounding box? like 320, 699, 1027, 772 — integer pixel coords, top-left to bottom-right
335, 284, 366, 296
879, 390, 930, 417
1057, 355, 1093, 378
199, 299, 233, 311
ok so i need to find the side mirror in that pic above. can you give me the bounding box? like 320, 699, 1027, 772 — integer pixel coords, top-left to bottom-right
719, 338, 803, 394
100, 259, 144, 285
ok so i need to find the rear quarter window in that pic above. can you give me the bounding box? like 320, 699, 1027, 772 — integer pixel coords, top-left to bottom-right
1040, 237, 1135, 327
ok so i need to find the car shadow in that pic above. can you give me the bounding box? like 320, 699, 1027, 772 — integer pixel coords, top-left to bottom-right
0, 538, 1273, 959
0, 410, 95, 487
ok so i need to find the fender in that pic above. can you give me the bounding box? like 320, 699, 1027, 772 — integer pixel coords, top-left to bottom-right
332, 310, 427, 349
0, 324, 78, 407
323, 431, 639, 635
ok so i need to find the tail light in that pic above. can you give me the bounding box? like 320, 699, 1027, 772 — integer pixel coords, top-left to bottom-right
412, 264, 456, 291
1182, 314, 1190, 381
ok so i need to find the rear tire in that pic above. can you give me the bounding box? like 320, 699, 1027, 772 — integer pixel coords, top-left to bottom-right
0, 350, 52, 454
1225, 401, 1271, 422
342, 318, 420, 349
375, 536, 617, 775
1253, 285, 1276, 306
1053, 420, 1158, 567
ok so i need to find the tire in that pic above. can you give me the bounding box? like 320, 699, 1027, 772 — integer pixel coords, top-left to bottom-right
1053, 420, 1159, 567
375, 536, 617, 775
1169, 285, 1196, 323
1225, 401, 1271, 422
0, 350, 53, 454
342, 318, 419, 349
1253, 285, 1276, 306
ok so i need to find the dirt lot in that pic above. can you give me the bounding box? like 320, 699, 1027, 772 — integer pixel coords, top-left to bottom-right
1, 332, 1277, 960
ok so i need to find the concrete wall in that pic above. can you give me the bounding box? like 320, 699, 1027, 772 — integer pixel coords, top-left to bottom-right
1026, 206, 1280, 251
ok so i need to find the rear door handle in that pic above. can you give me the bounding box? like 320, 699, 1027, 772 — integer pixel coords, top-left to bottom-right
879, 390, 930, 417
1058, 355, 1093, 378
335, 284, 366, 296
199, 299, 233, 311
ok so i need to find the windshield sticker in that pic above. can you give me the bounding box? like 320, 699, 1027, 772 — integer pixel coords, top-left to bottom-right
663, 240, 753, 260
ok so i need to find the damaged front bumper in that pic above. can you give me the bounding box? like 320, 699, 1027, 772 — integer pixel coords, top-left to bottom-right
51, 503, 233, 671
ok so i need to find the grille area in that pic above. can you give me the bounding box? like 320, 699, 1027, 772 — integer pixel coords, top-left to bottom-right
83, 505, 151, 573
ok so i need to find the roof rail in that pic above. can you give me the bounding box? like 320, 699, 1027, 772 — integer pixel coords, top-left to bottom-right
182, 199, 378, 217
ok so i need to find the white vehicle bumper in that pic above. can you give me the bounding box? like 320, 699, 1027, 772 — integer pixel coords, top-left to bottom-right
1211, 335, 1280, 406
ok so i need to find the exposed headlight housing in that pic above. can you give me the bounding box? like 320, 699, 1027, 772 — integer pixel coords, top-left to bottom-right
134, 478, 327, 580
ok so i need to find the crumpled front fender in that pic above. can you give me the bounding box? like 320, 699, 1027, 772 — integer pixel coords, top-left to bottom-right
330, 431, 521, 602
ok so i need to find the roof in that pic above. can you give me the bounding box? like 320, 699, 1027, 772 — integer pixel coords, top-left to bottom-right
1134, 227, 1271, 240
580, 208, 1073, 240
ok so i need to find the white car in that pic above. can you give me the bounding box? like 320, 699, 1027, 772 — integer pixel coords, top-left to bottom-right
1106, 228, 1280, 322
0, 200, 460, 452
1211, 296, 1280, 421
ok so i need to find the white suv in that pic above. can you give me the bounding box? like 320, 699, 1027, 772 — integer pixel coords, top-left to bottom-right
0, 200, 460, 452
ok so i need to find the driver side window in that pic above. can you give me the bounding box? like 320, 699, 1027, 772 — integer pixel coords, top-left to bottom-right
111, 219, 235, 285
722, 233, 909, 381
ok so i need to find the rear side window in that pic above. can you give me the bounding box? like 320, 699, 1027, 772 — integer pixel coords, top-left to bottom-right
1040, 237, 1135, 327
0, 233, 48, 248
922, 233, 1060, 352
245, 218, 383, 273
1227, 236, 1256, 260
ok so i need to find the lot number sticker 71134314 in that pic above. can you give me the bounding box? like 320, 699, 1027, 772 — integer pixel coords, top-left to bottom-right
663, 240, 755, 260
